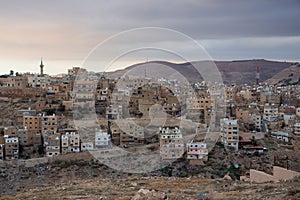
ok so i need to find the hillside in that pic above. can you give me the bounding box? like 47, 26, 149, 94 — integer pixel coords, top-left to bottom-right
108, 59, 296, 84
265, 64, 300, 85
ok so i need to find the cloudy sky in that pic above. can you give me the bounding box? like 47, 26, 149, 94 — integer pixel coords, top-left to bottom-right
0, 0, 299, 74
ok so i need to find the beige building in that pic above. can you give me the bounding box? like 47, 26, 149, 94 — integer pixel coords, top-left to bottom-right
220, 118, 239, 150
236, 108, 250, 123
263, 104, 279, 121
120, 123, 144, 147
81, 142, 94, 151
41, 114, 60, 135
28, 74, 51, 88
0, 76, 28, 88
160, 134, 184, 160
16, 108, 37, 127
106, 105, 121, 120
44, 133, 61, 157
61, 129, 80, 154
23, 114, 42, 132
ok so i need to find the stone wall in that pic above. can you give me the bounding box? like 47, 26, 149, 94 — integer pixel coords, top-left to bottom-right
250, 166, 300, 183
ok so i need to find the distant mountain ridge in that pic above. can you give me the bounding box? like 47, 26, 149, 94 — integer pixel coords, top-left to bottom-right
108, 59, 296, 84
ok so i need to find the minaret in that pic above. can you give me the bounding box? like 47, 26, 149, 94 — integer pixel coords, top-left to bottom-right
40, 58, 44, 76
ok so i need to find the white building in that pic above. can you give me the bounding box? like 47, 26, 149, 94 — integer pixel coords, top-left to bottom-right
271, 131, 290, 142
296, 108, 300, 117
283, 114, 296, 125
159, 126, 181, 134
61, 130, 80, 153
220, 118, 239, 150
294, 123, 300, 136
95, 130, 111, 148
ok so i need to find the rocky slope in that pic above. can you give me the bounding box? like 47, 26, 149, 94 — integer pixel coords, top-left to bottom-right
108, 59, 296, 84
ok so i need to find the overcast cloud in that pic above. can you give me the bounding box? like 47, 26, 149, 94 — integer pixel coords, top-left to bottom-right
0, 0, 299, 74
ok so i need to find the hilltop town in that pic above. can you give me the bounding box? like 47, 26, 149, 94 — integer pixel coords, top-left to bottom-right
0, 60, 300, 198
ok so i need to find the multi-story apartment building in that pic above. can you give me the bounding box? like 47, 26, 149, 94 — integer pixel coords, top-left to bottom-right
23, 114, 42, 132
263, 104, 279, 121
16, 108, 37, 127
160, 133, 184, 160
110, 122, 121, 146
106, 105, 121, 120
186, 142, 208, 161
220, 118, 239, 150
95, 129, 111, 148
119, 123, 144, 147
28, 74, 51, 88
0, 75, 28, 88
41, 114, 59, 135
236, 108, 250, 123
4, 136, 19, 160
61, 129, 80, 154
249, 112, 262, 131
44, 133, 60, 157
294, 122, 300, 136
3, 127, 18, 138
73, 79, 96, 107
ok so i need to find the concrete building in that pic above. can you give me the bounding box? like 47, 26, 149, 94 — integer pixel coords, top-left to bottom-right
186, 142, 208, 161
0, 144, 5, 161
17, 128, 31, 146
271, 131, 290, 142
236, 108, 250, 124
16, 108, 37, 127
263, 104, 279, 121
249, 112, 262, 131
0, 76, 28, 88
110, 122, 121, 146
4, 136, 19, 160
41, 114, 59, 135
61, 129, 80, 154
160, 134, 184, 160
159, 126, 181, 134
294, 122, 300, 136
44, 133, 61, 157
28, 74, 51, 88
73, 79, 96, 107
220, 118, 239, 150
81, 142, 94, 151
120, 123, 144, 147
23, 114, 42, 133
95, 129, 111, 148
296, 107, 300, 118
106, 105, 121, 120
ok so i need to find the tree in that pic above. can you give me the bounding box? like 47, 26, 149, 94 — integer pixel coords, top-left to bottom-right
9, 70, 14, 76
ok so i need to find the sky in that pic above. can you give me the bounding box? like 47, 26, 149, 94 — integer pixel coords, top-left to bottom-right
0, 0, 299, 75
